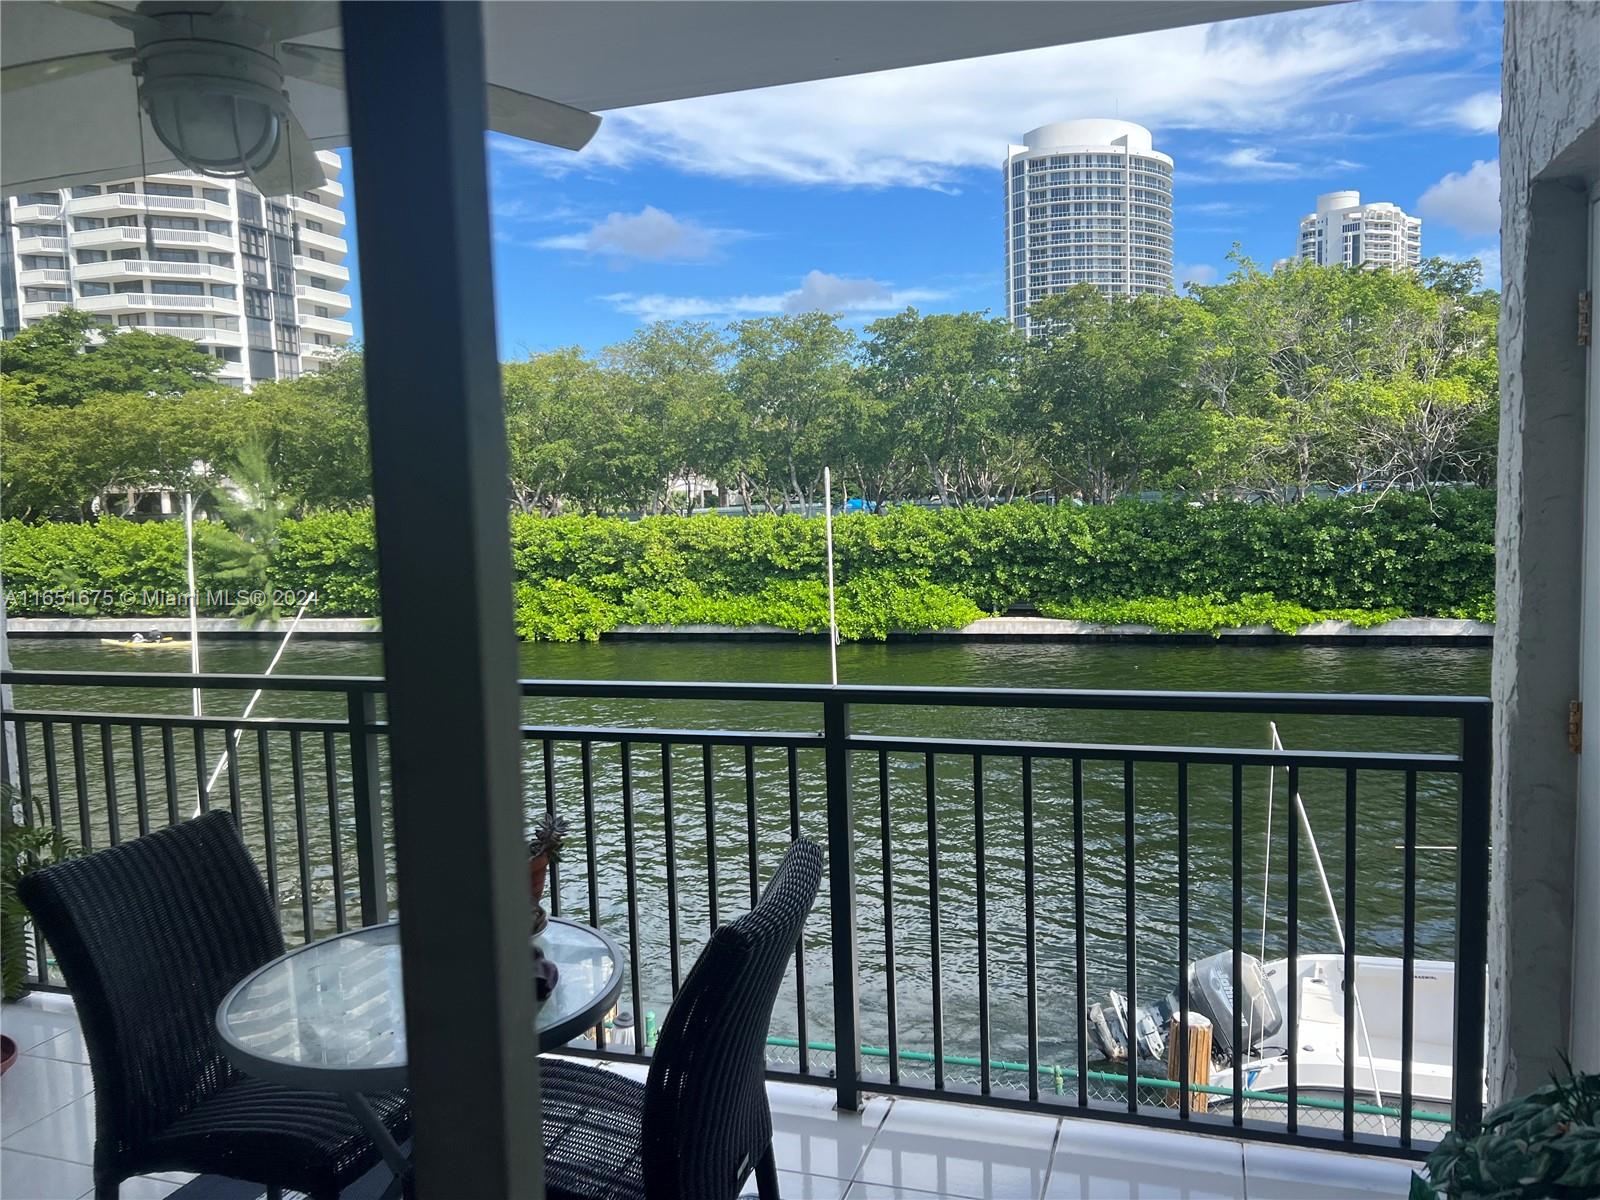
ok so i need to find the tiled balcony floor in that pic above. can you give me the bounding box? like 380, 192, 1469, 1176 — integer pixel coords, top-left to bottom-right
3, 994, 1418, 1199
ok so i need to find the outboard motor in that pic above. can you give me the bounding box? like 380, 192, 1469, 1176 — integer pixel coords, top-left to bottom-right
1187, 951, 1284, 1059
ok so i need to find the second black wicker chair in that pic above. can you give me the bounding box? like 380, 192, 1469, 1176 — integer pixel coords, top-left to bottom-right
539, 836, 824, 1200
17, 810, 411, 1200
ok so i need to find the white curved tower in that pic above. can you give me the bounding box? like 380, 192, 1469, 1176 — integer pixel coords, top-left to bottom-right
1003, 119, 1174, 329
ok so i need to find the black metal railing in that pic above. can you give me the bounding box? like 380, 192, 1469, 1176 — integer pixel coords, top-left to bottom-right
0, 669, 1491, 1159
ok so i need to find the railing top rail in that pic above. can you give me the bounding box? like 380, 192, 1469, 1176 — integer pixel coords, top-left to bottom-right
0, 669, 1491, 719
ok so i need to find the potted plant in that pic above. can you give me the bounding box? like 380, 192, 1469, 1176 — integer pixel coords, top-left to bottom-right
1411, 1061, 1599, 1198
527, 815, 568, 933
2, 782, 82, 1004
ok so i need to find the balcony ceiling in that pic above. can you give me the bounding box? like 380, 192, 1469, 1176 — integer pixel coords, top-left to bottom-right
2, 0, 1325, 194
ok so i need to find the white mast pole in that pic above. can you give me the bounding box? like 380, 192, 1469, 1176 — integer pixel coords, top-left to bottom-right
184, 491, 202, 716
203, 593, 315, 799
823, 466, 838, 686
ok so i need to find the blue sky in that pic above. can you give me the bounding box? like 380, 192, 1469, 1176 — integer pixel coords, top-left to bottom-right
340, 0, 1503, 355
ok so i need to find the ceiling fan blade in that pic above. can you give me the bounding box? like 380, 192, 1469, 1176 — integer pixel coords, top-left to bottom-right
53, 0, 158, 33
280, 40, 344, 89
245, 108, 327, 197
2, 47, 132, 92
487, 85, 601, 151
234, 1, 339, 45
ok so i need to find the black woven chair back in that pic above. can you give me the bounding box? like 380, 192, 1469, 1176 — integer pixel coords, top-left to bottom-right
640, 837, 823, 1199
17, 811, 284, 1174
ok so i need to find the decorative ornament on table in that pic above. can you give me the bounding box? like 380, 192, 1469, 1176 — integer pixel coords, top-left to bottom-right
528, 814, 569, 938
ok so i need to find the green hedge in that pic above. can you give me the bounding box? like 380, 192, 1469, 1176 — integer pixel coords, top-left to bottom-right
1, 491, 1496, 639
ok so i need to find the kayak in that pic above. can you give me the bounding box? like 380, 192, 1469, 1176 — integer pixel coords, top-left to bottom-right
99, 638, 192, 649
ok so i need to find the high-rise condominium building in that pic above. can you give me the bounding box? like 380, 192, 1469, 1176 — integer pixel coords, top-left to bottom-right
1003, 119, 1174, 329
1295, 191, 1421, 271
2, 150, 352, 387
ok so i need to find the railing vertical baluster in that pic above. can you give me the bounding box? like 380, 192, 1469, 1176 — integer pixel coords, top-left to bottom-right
789, 744, 809, 1075
161, 726, 179, 826
1232, 762, 1244, 1127
346, 690, 388, 928
580, 739, 604, 1051
1286, 764, 1300, 1133
744, 743, 759, 906
100, 725, 121, 846
701, 743, 719, 932
1073, 757, 1087, 1108
542, 738, 559, 916
226, 728, 242, 816
662, 743, 680, 994
131, 725, 150, 837
1343, 768, 1357, 1140
258, 728, 279, 917
14, 723, 44, 987
1177, 760, 1190, 1119
323, 730, 348, 933
824, 696, 860, 1111
291, 732, 313, 942
193, 728, 209, 814
1023, 756, 1038, 1103
926, 750, 944, 1092
879, 750, 898, 1085
1401, 769, 1418, 1147
41, 719, 62, 830
975, 755, 990, 1096
70, 722, 91, 850
1123, 759, 1137, 1114
621, 742, 644, 1050
1455, 706, 1492, 1135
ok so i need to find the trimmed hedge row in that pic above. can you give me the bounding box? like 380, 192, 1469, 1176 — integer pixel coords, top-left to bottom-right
0, 491, 1496, 639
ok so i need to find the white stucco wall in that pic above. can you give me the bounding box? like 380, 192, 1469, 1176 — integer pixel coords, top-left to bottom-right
1492, 0, 1600, 1099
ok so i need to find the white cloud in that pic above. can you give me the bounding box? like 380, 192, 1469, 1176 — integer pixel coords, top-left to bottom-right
1204, 146, 1361, 180
536, 205, 741, 263
1418, 159, 1500, 237
600, 270, 946, 322
1172, 263, 1219, 288
495, 3, 1474, 191
1448, 91, 1501, 134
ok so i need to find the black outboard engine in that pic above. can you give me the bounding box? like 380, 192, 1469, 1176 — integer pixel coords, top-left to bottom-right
1086, 951, 1284, 1069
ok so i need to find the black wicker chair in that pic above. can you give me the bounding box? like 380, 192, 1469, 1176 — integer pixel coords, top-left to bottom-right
539, 836, 824, 1200
17, 810, 410, 1200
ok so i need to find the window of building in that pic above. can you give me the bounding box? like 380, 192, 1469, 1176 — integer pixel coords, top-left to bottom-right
211, 284, 236, 300
79, 282, 111, 297
153, 312, 204, 328
301, 190, 319, 201
152, 280, 204, 296
240, 226, 266, 256
315, 305, 329, 318
153, 248, 199, 263
19, 191, 60, 205
274, 264, 293, 295
205, 220, 231, 236
113, 281, 145, 294
278, 355, 301, 381
213, 316, 240, 331
110, 248, 141, 261
313, 332, 333, 346
310, 276, 328, 289
275, 323, 300, 355
144, 182, 193, 198
245, 288, 272, 319
308, 249, 326, 262
19, 223, 65, 238
76, 249, 108, 265
243, 256, 268, 287
203, 187, 230, 205
148, 215, 199, 231
116, 313, 146, 326
21, 254, 65, 270
214, 346, 241, 362
71, 184, 102, 198
23, 287, 69, 302
107, 182, 136, 194
73, 216, 105, 231
305, 219, 323, 233
207, 252, 235, 267
268, 205, 290, 235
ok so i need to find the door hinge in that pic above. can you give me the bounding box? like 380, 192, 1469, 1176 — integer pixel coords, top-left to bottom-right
1581, 291, 1593, 347
1571, 700, 1584, 755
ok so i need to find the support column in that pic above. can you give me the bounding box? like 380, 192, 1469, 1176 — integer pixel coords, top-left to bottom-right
340, 4, 540, 1195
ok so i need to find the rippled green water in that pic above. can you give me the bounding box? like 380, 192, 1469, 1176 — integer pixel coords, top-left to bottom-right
7, 636, 1488, 1081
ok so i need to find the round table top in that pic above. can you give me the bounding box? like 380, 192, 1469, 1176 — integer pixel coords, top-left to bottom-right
216, 918, 624, 1091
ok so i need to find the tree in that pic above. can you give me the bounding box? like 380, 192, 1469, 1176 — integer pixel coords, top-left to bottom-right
502, 348, 632, 514
238, 350, 371, 511
208, 438, 297, 622
0, 309, 219, 405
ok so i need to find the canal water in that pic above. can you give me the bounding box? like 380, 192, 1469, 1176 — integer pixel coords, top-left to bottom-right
6, 637, 1489, 1093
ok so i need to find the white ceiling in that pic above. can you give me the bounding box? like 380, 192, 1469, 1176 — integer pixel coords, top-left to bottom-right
2, 0, 1325, 194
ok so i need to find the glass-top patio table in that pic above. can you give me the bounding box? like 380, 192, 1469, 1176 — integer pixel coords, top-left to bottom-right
215, 918, 624, 1194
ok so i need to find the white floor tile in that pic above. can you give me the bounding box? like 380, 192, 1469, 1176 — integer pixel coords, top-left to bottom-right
1044, 1120, 1245, 1199
2, 1093, 96, 1164
1242, 1143, 1419, 1200
1, 1055, 94, 1133
91, 1176, 186, 1199
0, 1148, 94, 1200
29, 1028, 90, 1067
0, 998, 81, 1055
768, 1084, 893, 1182
844, 1186, 949, 1199
854, 1098, 1058, 1200
740, 1169, 853, 1199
